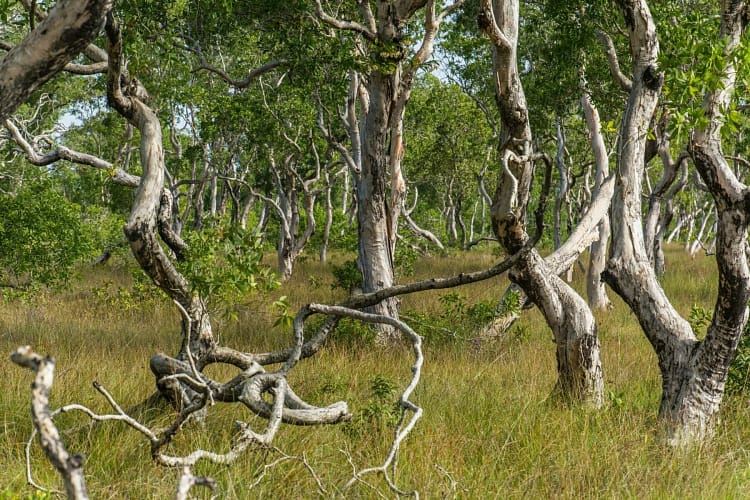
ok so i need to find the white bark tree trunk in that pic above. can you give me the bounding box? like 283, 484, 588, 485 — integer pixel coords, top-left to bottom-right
480, 0, 604, 407
604, 0, 750, 445
316, 0, 463, 342
581, 93, 612, 310
553, 117, 569, 251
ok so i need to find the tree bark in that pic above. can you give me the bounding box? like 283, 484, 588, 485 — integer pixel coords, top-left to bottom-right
0, 0, 113, 121
105, 16, 215, 386
581, 93, 612, 310
604, 0, 750, 445
480, 0, 604, 407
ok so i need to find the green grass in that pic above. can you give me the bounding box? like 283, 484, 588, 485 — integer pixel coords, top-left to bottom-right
2, 245, 749, 498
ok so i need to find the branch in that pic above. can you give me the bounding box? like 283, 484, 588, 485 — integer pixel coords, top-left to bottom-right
0, 42, 108, 75
0, 0, 114, 121
104, 13, 133, 118
596, 30, 632, 92
305, 306, 424, 498
4, 118, 140, 187
175, 467, 217, 500
10, 346, 89, 499
314, 0, 376, 41
188, 37, 286, 89
478, 0, 512, 50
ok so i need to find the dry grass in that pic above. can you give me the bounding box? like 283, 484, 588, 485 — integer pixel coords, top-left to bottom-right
2, 244, 749, 499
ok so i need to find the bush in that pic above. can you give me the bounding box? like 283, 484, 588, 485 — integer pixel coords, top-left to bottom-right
331, 259, 361, 292
0, 182, 95, 288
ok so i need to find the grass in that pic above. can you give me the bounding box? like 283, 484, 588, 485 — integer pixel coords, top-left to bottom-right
2, 244, 749, 498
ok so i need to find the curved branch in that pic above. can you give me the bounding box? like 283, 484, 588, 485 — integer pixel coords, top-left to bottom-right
0, 0, 114, 121
11, 346, 89, 499
596, 30, 633, 92
314, 0, 376, 41
4, 118, 140, 187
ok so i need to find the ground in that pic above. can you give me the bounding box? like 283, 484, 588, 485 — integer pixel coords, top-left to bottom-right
2, 245, 748, 498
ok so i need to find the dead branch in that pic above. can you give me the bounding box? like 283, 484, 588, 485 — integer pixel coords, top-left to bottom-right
11, 346, 89, 500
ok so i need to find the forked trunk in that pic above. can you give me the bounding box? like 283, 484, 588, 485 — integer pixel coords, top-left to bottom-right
480, 0, 604, 407
605, 0, 750, 445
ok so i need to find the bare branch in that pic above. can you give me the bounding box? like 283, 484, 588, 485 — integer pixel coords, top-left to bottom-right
175, 467, 217, 500
11, 346, 89, 499
4, 118, 140, 187
304, 305, 423, 498
188, 38, 287, 89
596, 30, 632, 92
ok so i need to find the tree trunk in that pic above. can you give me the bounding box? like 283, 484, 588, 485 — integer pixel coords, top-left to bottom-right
320, 169, 334, 262
480, 0, 604, 407
581, 93, 612, 310
357, 63, 400, 342
553, 116, 569, 251
604, 0, 750, 445
105, 18, 215, 410
357, 71, 400, 340
512, 251, 604, 406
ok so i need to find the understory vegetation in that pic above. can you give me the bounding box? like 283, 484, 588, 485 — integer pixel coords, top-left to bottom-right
3, 245, 750, 498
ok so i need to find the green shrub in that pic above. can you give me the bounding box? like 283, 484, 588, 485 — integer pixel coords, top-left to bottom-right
331, 259, 361, 292
0, 182, 95, 288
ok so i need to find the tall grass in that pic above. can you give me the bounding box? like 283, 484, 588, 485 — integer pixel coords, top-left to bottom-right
2, 245, 749, 498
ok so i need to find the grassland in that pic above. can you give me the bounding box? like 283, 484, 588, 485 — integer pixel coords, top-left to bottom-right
2, 245, 750, 499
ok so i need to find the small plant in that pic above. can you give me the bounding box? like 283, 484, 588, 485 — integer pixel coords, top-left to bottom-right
608, 390, 625, 410
307, 274, 322, 289
688, 304, 712, 338
331, 259, 361, 292
727, 316, 750, 396
497, 288, 522, 317
272, 295, 293, 330
362, 375, 399, 427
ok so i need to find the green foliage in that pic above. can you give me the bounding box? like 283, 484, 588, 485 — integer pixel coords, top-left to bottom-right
331, 259, 361, 292
272, 295, 293, 330
402, 292, 501, 343
688, 304, 713, 338
608, 390, 625, 410
0, 489, 52, 500
498, 289, 522, 318
176, 219, 278, 313
328, 316, 377, 344
728, 329, 750, 397
344, 375, 400, 438
394, 243, 418, 277
0, 183, 95, 288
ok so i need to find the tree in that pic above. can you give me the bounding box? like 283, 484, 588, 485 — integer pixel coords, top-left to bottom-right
478, 0, 612, 407
314, 0, 464, 342
603, 0, 750, 445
